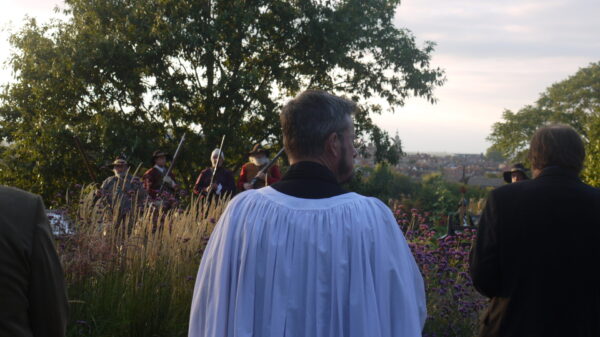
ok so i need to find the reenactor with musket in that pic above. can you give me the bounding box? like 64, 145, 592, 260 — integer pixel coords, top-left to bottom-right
193, 148, 236, 200
237, 144, 282, 191
142, 150, 179, 199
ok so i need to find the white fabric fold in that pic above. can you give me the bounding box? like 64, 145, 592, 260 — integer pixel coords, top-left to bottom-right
189, 187, 426, 337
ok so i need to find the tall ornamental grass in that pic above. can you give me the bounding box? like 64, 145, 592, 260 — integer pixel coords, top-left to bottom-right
57, 188, 228, 337
56, 189, 484, 337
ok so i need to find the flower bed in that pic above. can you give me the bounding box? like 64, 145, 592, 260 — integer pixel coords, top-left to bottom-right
395, 205, 486, 336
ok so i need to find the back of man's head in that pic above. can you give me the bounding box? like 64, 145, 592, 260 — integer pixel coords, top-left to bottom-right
530, 124, 585, 174
280, 90, 356, 159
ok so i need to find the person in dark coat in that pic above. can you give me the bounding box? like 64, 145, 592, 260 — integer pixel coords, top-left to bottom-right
193, 148, 235, 200
0, 186, 68, 337
470, 124, 600, 337
142, 150, 178, 199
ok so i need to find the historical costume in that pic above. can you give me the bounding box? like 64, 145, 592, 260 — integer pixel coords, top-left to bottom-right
99, 158, 146, 212
142, 150, 178, 199
0, 186, 68, 337
236, 144, 281, 191
193, 149, 235, 200
189, 162, 426, 337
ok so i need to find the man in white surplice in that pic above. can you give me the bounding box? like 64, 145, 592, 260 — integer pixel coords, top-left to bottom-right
189, 90, 426, 337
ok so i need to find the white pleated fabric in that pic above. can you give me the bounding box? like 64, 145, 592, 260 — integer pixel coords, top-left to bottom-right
189, 187, 426, 337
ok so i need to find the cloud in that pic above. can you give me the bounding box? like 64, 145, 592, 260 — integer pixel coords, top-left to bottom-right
373, 0, 600, 153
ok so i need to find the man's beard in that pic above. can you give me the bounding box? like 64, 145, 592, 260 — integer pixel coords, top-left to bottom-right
250, 157, 269, 166
114, 170, 126, 178
337, 145, 354, 184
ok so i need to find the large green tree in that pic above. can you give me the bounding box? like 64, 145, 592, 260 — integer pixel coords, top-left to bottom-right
0, 0, 445, 199
487, 61, 600, 186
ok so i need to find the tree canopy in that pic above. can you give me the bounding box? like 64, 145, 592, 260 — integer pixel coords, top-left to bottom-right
0, 0, 445, 199
487, 61, 600, 186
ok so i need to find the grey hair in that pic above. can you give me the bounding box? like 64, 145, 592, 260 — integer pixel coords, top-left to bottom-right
280, 90, 357, 158
211, 148, 224, 159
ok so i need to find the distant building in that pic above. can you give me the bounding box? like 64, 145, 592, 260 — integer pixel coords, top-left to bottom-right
356, 148, 508, 188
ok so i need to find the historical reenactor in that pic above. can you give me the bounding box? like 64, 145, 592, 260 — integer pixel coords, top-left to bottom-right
237, 144, 282, 191
193, 148, 236, 200
99, 157, 146, 212
502, 163, 530, 183
142, 150, 178, 199
471, 125, 600, 337
189, 90, 426, 337
0, 186, 68, 337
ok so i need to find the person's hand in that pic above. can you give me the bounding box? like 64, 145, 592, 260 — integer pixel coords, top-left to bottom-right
163, 176, 176, 188
243, 182, 253, 190
256, 171, 266, 179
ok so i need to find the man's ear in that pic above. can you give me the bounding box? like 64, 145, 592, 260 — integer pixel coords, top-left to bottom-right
323, 132, 339, 157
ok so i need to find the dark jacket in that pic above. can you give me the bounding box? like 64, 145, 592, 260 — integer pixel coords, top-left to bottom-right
142, 166, 177, 198
0, 186, 68, 337
470, 167, 600, 337
193, 167, 236, 198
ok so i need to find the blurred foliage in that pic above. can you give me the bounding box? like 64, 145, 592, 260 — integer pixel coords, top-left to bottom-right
487, 61, 600, 186
0, 0, 444, 200
484, 146, 506, 163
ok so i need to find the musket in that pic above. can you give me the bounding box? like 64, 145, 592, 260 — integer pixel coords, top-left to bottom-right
207, 135, 226, 191
159, 133, 186, 194
73, 135, 97, 182
250, 148, 285, 188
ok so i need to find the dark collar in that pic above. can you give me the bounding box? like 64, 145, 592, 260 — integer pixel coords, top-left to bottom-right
536, 166, 581, 180
271, 161, 348, 199
282, 161, 339, 184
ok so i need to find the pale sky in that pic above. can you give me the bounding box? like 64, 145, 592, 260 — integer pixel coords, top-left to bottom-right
1, 0, 599, 154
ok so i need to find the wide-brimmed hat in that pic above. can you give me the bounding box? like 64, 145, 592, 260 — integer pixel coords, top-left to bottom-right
503, 163, 530, 183
151, 150, 170, 164
108, 157, 129, 167
248, 144, 269, 157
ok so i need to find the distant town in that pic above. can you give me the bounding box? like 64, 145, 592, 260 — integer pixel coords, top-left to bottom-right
357, 150, 510, 188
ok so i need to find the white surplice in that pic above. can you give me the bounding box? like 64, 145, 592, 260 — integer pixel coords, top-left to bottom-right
189, 187, 426, 337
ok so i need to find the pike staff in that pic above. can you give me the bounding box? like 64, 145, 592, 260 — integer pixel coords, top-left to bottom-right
208, 135, 226, 191
159, 133, 186, 194
250, 147, 285, 188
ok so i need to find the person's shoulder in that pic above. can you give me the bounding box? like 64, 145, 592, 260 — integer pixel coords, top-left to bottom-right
0, 185, 40, 205
489, 180, 529, 198
231, 189, 261, 202
580, 181, 600, 197
343, 193, 393, 215
220, 189, 261, 212
143, 167, 158, 177
0, 186, 42, 223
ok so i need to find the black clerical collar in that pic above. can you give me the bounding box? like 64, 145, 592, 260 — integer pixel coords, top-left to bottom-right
270, 161, 349, 199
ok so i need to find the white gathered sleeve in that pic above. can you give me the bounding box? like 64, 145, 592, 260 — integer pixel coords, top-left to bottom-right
189, 188, 426, 337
